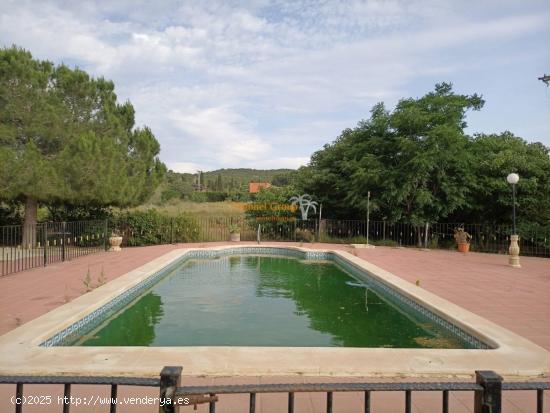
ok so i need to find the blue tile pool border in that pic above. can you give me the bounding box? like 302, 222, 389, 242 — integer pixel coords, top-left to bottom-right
40, 247, 491, 349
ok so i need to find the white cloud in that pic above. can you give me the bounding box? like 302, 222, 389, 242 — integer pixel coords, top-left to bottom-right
1, 0, 549, 171
250, 156, 309, 169
167, 162, 202, 174
167, 106, 271, 164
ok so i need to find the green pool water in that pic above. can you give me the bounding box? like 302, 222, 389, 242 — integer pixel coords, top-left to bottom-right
74, 255, 471, 348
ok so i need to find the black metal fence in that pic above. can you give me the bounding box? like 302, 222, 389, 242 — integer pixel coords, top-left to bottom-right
1, 218, 549, 276
0, 221, 107, 276
115, 216, 320, 245
188, 217, 550, 258
0, 367, 548, 413
319, 220, 550, 257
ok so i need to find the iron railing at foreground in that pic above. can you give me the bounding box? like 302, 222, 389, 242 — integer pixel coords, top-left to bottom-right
0, 368, 548, 413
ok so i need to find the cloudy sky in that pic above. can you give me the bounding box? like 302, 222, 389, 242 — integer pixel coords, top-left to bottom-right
1, 0, 549, 173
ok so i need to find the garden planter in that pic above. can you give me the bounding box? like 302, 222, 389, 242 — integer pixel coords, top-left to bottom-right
230, 233, 241, 242
108, 236, 123, 252
457, 243, 470, 253
454, 228, 472, 253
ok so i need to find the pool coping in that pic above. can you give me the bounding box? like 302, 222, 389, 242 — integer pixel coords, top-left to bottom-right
0, 245, 548, 378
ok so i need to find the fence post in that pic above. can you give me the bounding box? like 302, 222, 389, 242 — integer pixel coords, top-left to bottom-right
159, 366, 182, 413
61, 222, 66, 262
424, 222, 429, 249
314, 220, 321, 242
170, 218, 174, 244
318, 203, 322, 242
474, 370, 502, 413
43, 224, 48, 267
104, 220, 108, 251
366, 191, 370, 245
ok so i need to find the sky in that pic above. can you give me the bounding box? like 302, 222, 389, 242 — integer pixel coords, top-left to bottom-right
1, 0, 549, 173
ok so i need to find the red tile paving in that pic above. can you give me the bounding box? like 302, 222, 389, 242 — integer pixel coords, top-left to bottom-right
0, 242, 549, 412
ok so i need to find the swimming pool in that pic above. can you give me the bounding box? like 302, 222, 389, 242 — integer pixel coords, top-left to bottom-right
71, 253, 479, 348
1, 245, 547, 377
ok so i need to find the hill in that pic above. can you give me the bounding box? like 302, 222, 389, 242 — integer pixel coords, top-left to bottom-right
167, 168, 293, 190
148, 168, 294, 204
198, 168, 293, 188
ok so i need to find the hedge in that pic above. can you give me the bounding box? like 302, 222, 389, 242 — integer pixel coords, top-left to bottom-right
112, 210, 200, 246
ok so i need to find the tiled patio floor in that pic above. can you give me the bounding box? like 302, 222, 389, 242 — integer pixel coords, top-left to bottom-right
1, 242, 548, 412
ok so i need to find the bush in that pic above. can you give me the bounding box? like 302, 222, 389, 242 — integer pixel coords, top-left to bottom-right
295, 228, 315, 242
188, 192, 228, 202
0, 201, 22, 225
225, 190, 252, 202
318, 234, 347, 244
113, 210, 200, 246
45, 204, 113, 222
316, 234, 400, 246
160, 188, 181, 203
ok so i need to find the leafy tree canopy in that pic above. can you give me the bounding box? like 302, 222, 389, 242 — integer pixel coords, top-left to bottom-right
455, 132, 550, 227
0, 46, 165, 230
294, 83, 550, 226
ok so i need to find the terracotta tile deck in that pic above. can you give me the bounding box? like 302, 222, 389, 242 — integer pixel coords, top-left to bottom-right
0, 242, 549, 412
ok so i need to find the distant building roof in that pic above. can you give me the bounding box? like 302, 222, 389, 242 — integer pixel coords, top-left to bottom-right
249, 182, 272, 193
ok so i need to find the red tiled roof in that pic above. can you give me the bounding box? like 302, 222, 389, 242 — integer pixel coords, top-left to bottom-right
249, 182, 272, 193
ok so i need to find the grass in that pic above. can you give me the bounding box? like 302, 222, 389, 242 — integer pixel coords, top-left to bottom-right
128, 200, 245, 217
317, 234, 403, 247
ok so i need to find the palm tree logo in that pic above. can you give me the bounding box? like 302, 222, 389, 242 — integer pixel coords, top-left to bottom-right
289, 194, 318, 220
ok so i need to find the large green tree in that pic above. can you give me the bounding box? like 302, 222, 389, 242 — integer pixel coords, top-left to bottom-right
295, 83, 484, 223
0, 46, 165, 243
295, 83, 550, 227
451, 132, 550, 227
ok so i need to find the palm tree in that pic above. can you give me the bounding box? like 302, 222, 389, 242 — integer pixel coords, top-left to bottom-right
289, 194, 318, 220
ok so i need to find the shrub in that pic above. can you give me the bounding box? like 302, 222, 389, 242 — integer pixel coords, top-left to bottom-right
113, 210, 200, 246
188, 192, 228, 202
318, 234, 347, 244
46, 204, 113, 222
295, 228, 314, 242
160, 188, 181, 203
0, 201, 23, 225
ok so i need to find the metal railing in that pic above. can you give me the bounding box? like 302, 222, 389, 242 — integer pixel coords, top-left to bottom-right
0, 221, 107, 276
115, 216, 320, 245
0, 367, 548, 413
2, 218, 548, 276
0, 374, 159, 413
167, 216, 550, 257
317, 220, 550, 257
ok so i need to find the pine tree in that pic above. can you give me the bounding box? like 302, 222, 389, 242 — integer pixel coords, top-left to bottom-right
0, 46, 165, 244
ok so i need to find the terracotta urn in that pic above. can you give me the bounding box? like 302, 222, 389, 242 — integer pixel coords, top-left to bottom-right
454, 228, 472, 253
457, 243, 470, 253
230, 233, 240, 242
